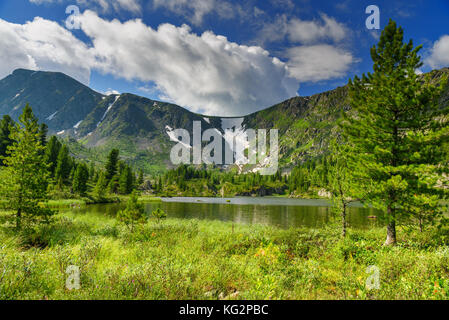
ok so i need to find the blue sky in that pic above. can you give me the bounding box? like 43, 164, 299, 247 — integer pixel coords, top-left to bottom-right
0, 0, 448, 116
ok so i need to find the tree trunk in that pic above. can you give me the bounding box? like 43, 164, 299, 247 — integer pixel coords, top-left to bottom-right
384, 206, 396, 246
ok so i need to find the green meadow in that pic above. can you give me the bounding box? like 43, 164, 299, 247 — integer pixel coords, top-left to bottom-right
1, 208, 448, 300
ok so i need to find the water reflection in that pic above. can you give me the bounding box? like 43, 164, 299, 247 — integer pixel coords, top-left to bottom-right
70, 197, 383, 229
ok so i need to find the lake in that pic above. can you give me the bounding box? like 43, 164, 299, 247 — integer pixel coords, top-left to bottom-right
70, 197, 384, 229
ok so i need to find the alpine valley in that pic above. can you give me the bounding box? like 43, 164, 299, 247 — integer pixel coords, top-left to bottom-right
1, 67, 448, 175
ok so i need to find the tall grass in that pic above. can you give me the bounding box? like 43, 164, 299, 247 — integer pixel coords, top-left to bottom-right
0, 209, 448, 300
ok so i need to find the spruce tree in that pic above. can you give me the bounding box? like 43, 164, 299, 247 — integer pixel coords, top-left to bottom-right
105, 149, 119, 182
0, 105, 53, 228
117, 191, 146, 232
94, 171, 107, 199
44, 136, 62, 177
73, 163, 89, 195
55, 144, 71, 185
119, 165, 134, 195
39, 123, 48, 148
341, 20, 449, 245
137, 170, 144, 186
0, 115, 14, 166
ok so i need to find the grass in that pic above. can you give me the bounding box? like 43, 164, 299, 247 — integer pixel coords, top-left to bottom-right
0, 209, 449, 300
45, 199, 87, 208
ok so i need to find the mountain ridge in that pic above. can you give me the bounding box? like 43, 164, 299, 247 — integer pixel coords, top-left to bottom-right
1, 67, 448, 174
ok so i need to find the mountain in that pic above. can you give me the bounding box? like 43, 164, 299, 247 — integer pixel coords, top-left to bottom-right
0, 69, 104, 131
242, 67, 449, 169
0, 69, 215, 173
73, 93, 216, 173
0, 67, 448, 174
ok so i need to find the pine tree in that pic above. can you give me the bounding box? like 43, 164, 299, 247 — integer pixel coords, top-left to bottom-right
119, 165, 134, 195
88, 162, 95, 181
45, 136, 62, 177
39, 123, 48, 148
105, 149, 119, 182
117, 191, 146, 232
0, 105, 53, 228
73, 163, 89, 195
341, 20, 449, 245
108, 175, 119, 194
137, 170, 144, 185
93, 171, 107, 199
55, 144, 71, 185
0, 115, 14, 166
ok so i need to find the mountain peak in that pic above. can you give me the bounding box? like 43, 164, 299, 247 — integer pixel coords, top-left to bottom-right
1, 68, 104, 131
12, 68, 36, 75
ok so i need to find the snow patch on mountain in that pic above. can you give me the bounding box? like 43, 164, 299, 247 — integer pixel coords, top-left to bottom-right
97, 95, 120, 127
73, 120, 83, 129
46, 111, 58, 121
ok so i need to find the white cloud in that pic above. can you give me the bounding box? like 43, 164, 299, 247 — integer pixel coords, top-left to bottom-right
286, 45, 355, 82
288, 14, 348, 44
78, 11, 298, 116
258, 14, 349, 45
256, 14, 354, 83
425, 35, 449, 69
104, 89, 120, 95
0, 17, 94, 84
0, 11, 356, 116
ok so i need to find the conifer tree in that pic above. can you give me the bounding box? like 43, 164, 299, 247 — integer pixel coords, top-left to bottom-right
39, 123, 48, 148
0, 115, 14, 166
137, 170, 144, 185
341, 20, 449, 245
117, 191, 146, 232
45, 136, 62, 177
119, 165, 134, 195
94, 171, 107, 199
105, 149, 119, 182
0, 105, 53, 228
73, 163, 89, 195
55, 144, 71, 185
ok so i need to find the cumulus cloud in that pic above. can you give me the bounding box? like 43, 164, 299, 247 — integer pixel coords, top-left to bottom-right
0, 11, 357, 116
256, 14, 354, 84
288, 14, 348, 44
0, 17, 94, 84
425, 35, 449, 69
286, 45, 355, 82
258, 14, 349, 45
78, 11, 298, 116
